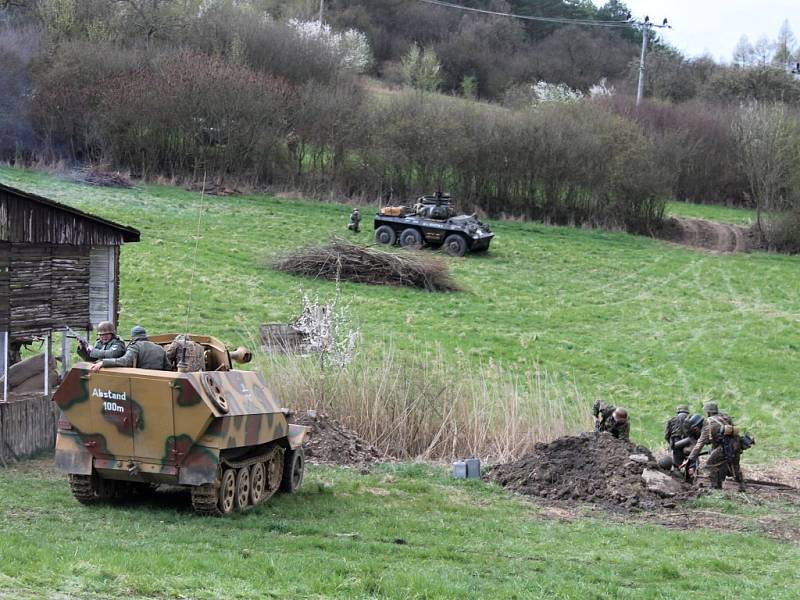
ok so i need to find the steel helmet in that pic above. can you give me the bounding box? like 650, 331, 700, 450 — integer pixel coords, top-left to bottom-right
613, 407, 628, 423
97, 321, 116, 335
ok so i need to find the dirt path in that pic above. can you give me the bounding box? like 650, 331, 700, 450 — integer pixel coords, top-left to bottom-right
655, 217, 752, 253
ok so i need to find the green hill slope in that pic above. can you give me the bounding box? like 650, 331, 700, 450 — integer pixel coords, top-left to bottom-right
1, 167, 798, 459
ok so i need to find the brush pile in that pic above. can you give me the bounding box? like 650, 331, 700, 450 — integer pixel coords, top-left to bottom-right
71, 167, 133, 188
270, 238, 461, 292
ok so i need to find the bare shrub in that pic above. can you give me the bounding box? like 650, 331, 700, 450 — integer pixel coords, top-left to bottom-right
732, 102, 800, 246
99, 52, 294, 181
269, 238, 461, 292
256, 343, 590, 463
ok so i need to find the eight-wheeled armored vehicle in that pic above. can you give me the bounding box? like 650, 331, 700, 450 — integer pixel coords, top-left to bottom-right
374, 193, 494, 256
52, 333, 309, 516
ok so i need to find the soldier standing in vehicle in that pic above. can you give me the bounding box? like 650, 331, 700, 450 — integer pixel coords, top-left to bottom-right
89, 325, 171, 372
664, 405, 690, 470
348, 207, 361, 233
76, 321, 126, 361
593, 401, 630, 441
682, 402, 745, 491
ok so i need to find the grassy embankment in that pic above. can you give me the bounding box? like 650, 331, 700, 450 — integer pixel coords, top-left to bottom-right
1, 166, 796, 459
1, 167, 799, 598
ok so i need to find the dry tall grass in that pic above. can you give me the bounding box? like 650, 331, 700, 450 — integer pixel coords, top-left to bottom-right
255, 343, 591, 463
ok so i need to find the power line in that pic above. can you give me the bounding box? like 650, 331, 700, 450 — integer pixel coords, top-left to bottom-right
418, 0, 651, 29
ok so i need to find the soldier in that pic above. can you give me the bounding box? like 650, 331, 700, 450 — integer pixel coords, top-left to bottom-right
89, 325, 171, 372
76, 321, 126, 361
664, 405, 690, 470
348, 208, 361, 233
592, 401, 630, 441
165, 334, 206, 372
681, 402, 745, 491
672, 413, 704, 481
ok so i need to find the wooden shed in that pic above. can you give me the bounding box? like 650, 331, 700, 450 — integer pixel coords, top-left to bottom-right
0, 182, 139, 460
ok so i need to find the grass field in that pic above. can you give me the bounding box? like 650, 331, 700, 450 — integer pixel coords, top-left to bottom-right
665, 201, 756, 226
1, 166, 797, 458
1, 458, 799, 600
2, 167, 799, 599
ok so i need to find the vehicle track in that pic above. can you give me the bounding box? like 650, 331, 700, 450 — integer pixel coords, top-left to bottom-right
656, 217, 751, 253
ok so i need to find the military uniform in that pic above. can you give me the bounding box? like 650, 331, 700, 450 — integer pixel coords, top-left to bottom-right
77, 336, 126, 361
593, 401, 630, 441
102, 337, 171, 371
664, 406, 689, 470
165, 336, 206, 372
687, 412, 744, 489
348, 209, 361, 233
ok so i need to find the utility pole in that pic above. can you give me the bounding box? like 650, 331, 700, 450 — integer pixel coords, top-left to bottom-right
634, 16, 670, 107
318, 0, 324, 23
636, 22, 650, 106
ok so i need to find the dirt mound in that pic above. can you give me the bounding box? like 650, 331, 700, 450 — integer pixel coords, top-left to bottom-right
655, 217, 752, 253
487, 432, 701, 510
293, 410, 383, 466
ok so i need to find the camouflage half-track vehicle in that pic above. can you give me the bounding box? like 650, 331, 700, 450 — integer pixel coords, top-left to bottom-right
52, 333, 309, 516
374, 192, 494, 256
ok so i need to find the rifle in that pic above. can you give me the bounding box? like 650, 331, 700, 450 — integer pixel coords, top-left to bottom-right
62, 325, 91, 356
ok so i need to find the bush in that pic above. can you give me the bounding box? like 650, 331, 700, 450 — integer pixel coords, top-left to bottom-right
98, 52, 295, 181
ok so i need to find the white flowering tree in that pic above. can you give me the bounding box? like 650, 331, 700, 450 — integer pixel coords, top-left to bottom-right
287, 18, 372, 73
291, 292, 359, 370
589, 77, 615, 98
530, 80, 584, 104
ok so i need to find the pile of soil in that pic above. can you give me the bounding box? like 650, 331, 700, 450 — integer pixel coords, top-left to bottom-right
487, 432, 701, 510
292, 410, 383, 466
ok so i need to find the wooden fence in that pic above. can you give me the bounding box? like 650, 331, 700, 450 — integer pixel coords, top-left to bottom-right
0, 393, 58, 465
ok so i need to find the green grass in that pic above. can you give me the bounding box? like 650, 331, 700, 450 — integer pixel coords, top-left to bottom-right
1, 458, 798, 599
2, 166, 798, 460
666, 201, 756, 226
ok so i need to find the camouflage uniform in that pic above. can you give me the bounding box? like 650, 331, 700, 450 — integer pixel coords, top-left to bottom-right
77, 336, 126, 361
165, 335, 206, 372
102, 328, 171, 371
348, 208, 361, 233
593, 401, 630, 441
687, 412, 744, 489
664, 406, 689, 470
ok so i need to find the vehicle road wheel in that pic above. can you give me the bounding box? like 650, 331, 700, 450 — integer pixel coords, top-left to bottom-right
234, 467, 250, 510
265, 450, 284, 499
399, 228, 423, 249
249, 462, 266, 506
280, 448, 305, 493
218, 468, 237, 514
443, 234, 467, 257
375, 225, 396, 245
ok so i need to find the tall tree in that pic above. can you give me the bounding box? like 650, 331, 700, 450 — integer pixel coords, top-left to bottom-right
773, 19, 797, 69
732, 34, 753, 67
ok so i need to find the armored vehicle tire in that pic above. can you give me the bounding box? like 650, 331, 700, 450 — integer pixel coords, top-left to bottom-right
235, 467, 251, 510
399, 228, 423, 249
443, 234, 468, 257
375, 225, 396, 245
280, 448, 305, 493
218, 468, 237, 514
250, 462, 266, 505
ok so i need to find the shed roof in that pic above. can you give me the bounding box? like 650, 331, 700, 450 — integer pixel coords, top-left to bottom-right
0, 183, 140, 244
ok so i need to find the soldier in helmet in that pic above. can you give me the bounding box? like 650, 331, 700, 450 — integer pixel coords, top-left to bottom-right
592, 401, 630, 441
76, 321, 126, 361
664, 405, 690, 470
681, 402, 745, 491
89, 325, 171, 372
347, 208, 361, 233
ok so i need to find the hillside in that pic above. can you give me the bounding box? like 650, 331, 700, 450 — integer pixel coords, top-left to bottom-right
1, 166, 797, 460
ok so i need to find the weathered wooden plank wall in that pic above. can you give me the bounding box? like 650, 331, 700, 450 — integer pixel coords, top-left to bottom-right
0, 189, 128, 246
0, 394, 57, 463
0, 241, 8, 331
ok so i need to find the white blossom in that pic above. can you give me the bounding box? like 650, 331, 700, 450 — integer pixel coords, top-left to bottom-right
287, 18, 372, 73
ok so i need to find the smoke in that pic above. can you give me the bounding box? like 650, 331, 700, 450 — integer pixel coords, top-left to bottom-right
0, 25, 42, 161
